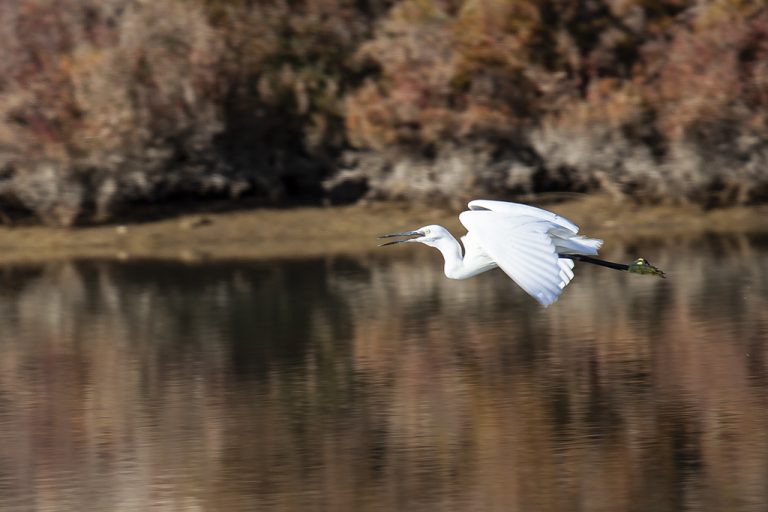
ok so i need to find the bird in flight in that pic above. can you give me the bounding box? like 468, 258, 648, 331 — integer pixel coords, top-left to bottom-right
379, 200, 664, 307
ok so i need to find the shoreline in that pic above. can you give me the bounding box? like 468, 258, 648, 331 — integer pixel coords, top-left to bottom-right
0, 196, 765, 264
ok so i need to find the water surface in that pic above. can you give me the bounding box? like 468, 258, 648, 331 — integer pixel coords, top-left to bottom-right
0, 235, 767, 511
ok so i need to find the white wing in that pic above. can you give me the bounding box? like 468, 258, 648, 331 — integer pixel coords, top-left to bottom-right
459, 210, 576, 307
469, 199, 601, 255
468, 199, 579, 233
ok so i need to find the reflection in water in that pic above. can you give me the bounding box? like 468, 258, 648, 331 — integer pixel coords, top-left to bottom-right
0, 236, 766, 511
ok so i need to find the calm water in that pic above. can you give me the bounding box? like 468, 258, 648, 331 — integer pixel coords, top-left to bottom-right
0, 235, 767, 511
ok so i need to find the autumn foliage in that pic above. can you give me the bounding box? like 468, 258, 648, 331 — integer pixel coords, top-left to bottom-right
0, 0, 766, 224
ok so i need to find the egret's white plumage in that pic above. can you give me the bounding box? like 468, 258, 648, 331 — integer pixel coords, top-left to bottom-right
379, 200, 604, 307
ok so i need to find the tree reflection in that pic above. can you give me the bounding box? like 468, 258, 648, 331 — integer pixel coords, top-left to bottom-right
0, 235, 765, 511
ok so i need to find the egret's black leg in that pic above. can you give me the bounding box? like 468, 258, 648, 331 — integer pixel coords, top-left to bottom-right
559, 255, 665, 278
559, 254, 629, 271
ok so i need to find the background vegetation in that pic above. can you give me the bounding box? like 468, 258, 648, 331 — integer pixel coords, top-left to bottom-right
0, 0, 766, 224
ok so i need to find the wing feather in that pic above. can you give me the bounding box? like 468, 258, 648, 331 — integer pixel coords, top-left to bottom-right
459, 210, 571, 306
559, 258, 575, 280
558, 258, 575, 289
468, 199, 579, 234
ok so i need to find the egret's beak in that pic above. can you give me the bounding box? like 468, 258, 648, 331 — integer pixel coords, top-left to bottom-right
377, 230, 423, 247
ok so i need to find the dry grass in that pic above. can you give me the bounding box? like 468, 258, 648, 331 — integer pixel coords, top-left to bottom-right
0, 195, 764, 263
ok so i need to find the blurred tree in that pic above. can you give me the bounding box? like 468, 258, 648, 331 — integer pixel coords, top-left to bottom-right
0, 0, 766, 224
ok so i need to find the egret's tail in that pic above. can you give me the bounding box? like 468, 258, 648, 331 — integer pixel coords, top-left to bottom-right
551, 230, 603, 256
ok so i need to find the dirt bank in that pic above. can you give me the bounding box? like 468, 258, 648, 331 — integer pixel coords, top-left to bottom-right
0, 196, 764, 264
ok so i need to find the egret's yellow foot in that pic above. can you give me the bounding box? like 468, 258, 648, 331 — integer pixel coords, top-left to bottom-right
627, 257, 666, 278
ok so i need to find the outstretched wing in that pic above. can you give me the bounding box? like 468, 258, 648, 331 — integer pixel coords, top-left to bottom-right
459, 210, 575, 307
468, 199, 579, 233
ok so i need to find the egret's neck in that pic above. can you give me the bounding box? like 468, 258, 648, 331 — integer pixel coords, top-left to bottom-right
431, 230, 497, 280
433, 236, 465, 279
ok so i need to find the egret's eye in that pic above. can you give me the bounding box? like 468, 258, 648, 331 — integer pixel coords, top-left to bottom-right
424, 229, 430, 235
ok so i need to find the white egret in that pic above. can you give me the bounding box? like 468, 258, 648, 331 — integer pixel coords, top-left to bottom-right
379, 199, 664, 307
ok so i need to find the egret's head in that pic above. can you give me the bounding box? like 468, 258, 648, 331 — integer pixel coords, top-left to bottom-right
378, 225, 450, 247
